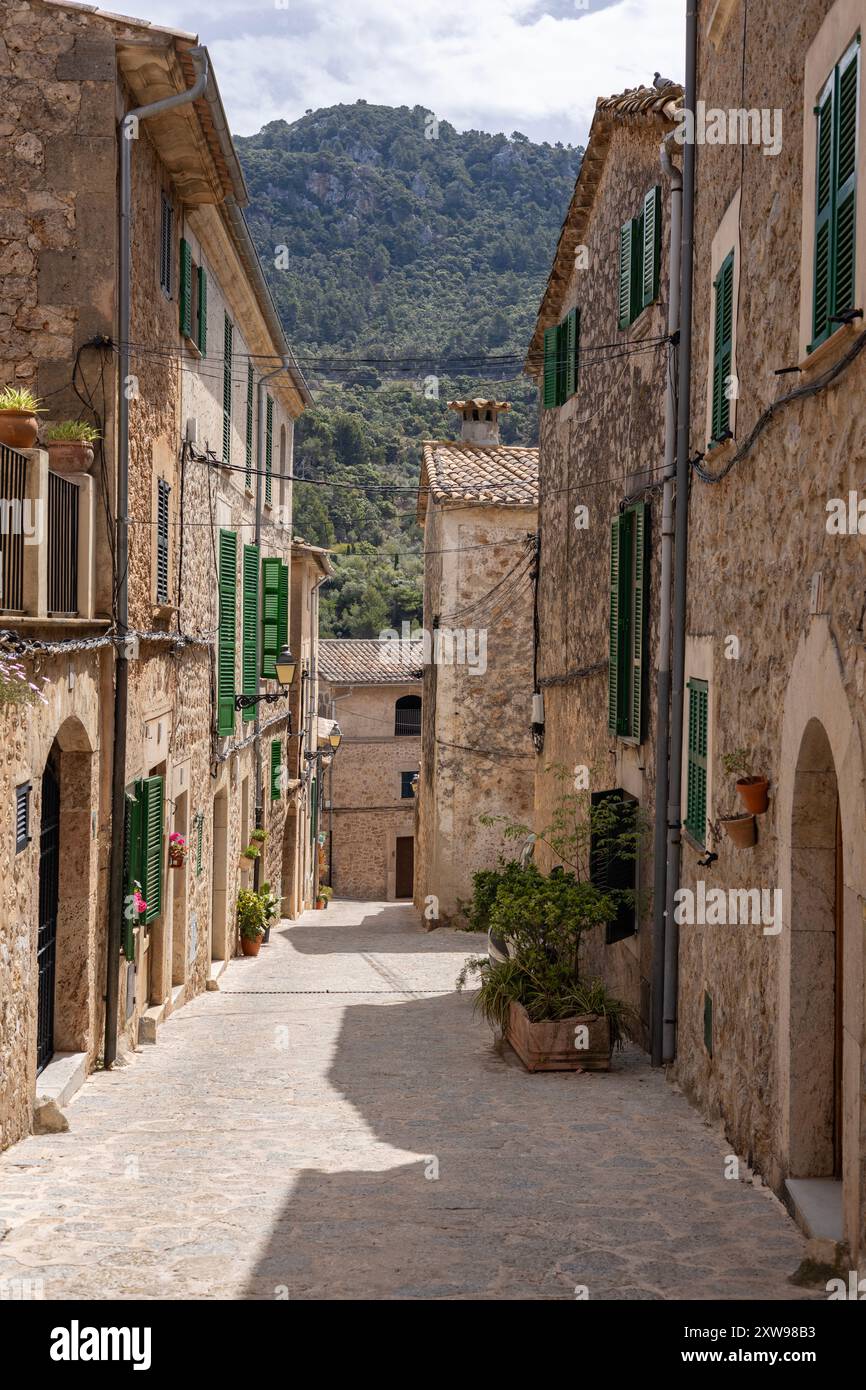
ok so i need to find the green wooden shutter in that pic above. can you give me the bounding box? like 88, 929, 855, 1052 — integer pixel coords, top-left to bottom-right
270, 740, 282, 801
195, 812, 203, 876
122, 783, 143, 960
833, 40, 859, 323
618, 220, 634, 329
812, 78, 835, 345
141, 775, 164, 924
245, 363, 254, 490
685, 679, 709, 844
217, 528, 237, 736
265, 395, 274, 505
196, 265, 207, 355
565, 307, 579, 398
179, 238, 192, 338
156, 479, 170, 604
629, 502, 648, 741
710, 252, 734, 442
608, 517, 621, 732
261, 556, 280, 677
222, 314, 233, 464
277, 561, 289, 653
242, 543, 260, 723
642, 186, 661, 307
542, 325, 558, 407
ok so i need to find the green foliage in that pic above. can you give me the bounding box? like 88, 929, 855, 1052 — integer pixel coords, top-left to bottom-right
0, 385, 43, 412
44, 419, 100, 442
258, 882, 280, 926
237, 888, 266, 940
457, 955, 633, 1046
237, 104, 582, 635
317, 884, 333, 901
464, 860, 524, 932
241, 843, 261, 861
721, 748, 750, 778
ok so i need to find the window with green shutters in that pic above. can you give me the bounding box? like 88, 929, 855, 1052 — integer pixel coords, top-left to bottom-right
160, 194, 172, 295
122, 775, 164, 953
810, 36, 860, 350
156, 478, 170, 604
619, 187, 662, 328
685, 679, 709, 845
179, 238, 192, 337
542, 307, 580, 408
196, 264, 207, 354
710, 251, 735, 444
245, 363, 254, 490
222, 314, 233, 464
122, 784, 142, 960
261, 556, 281, 677
277, 561, 289, 654
241, 543, 260, 723
217, 528, 237, 736
270, 740, 282, 801
265, 394, 274, 505
607, 502, 648, 741
195, 811, 203, 877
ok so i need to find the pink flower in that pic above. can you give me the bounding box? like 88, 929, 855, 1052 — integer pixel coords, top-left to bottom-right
133, 889, 147, 914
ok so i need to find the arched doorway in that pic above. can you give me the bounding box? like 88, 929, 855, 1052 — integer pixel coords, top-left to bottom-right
788, 719, 842, 1180
36, 750, 60, 1073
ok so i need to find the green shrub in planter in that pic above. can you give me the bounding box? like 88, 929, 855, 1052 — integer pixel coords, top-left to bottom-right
237, 888, 266, 940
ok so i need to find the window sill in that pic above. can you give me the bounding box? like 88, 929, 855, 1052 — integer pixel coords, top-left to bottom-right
800, 321, 859, 375
682, 827, 707, 854
183, 338, 203, 361
703, 436, 736, 465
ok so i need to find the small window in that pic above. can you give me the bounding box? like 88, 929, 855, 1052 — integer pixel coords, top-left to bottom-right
607, 502, 648, 741
709, 251, 735, 446
160, 195, 173, 296
401, 771, 416, 799
245, 363, 254, 490
156, 479, 170, 604
15, 782, 31, 852
684, 679, 709, 845
265, 395, 274, 506
589, 788, 638, 943
810, 37, 860, 351
618, 186, 662, 328
222, 315, 233, 465
395, 694, 421, 736
542, 307, 580, 408
270, 740, 282, 801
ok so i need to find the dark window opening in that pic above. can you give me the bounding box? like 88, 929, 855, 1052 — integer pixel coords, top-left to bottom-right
15, 781, 31, 852
395, 694, 421, 736
400, 771, 416, 799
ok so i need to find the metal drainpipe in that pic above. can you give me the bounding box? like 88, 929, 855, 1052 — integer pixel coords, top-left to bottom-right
650, 131, 683, 1067
662, 0, 699, 1063
252, 358, 291, 892
105, 47, 208, 1068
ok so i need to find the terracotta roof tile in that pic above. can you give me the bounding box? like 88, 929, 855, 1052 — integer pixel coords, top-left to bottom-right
318, 638, 424, 685
418, 441, 538, 523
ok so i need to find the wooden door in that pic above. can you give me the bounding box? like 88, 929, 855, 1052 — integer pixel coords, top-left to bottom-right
395, 836, 414, 899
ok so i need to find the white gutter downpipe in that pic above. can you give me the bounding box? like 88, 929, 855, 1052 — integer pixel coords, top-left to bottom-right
105, 47, 209, 1068
651, 130, 682, 1067
662, 0, 699, 1063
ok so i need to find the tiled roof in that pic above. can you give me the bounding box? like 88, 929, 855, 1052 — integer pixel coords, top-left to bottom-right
526, 81, 684, 372
318, 638, 423, 685
418, 441, 538, 523
448, 399, 511, 412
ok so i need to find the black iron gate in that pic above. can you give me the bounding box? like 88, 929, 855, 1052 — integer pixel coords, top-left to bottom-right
36, 755, 60, 1074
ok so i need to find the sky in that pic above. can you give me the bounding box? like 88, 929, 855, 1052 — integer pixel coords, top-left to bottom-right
121, 0, 684, 145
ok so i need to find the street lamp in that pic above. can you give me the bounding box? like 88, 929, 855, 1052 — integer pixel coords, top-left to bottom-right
328, 723, 343, 751
235, 644, 297, 712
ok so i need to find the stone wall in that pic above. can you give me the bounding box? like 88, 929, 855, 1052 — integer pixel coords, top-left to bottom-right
532, 117, 675, 1036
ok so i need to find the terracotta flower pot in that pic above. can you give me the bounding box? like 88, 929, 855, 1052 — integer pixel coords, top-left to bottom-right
46, 440, 95, 475
505, 1000, 612, 1072
0, 409, 38, 450
241, 935, 263, 956
721, 813, 757, 848
315, 899, 325, 910
736, 777, 769, 815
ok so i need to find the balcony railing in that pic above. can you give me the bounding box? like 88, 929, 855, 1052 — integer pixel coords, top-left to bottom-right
0, 443, 27, 612
48, 471, 79, 615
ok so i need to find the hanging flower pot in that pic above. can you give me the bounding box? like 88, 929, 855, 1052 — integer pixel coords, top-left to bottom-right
736, 777, 769, 815
168, 832, 188, 868
720, 813, 757, 848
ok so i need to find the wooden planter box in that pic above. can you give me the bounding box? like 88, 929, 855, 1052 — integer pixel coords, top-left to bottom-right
506, 1000, 611, 1072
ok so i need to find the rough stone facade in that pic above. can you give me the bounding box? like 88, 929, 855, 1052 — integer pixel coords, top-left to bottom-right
319, 643, 420, 901
529, 106, 680, 1043
0, 1, 313, 1150
675, 0, 866, 1268
414, 451, 537, 925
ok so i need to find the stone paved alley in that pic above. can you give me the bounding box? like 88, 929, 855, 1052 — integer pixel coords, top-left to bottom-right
0, 901, 813, 1301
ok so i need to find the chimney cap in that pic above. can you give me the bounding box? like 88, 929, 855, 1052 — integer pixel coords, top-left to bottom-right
448, 399, 511, 413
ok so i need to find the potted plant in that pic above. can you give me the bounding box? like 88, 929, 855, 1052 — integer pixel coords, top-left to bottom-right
0, 386, 43, 449
131, 881, 148, 918
250, 828, 268, 844
316, 884, 333, 910
168, 832, 188, 868
259, 880, 280, 943
722, 748, 769, 815
43, 419, 99, 474
241, 842, 261, 863
237, 888, 266, 956
458, 773, 638, 1072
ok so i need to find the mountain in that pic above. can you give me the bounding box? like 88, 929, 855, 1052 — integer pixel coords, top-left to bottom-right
235, 102, 583, 636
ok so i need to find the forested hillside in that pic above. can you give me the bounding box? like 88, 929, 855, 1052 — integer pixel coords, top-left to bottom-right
236, 102, 582, 635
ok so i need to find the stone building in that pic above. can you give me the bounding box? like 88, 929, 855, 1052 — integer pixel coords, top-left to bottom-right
318, 638, 422, 901
674, 0, 866, 1268
414, 401, 537, 925
0, 1, 312, 1150
525, 84, 683, 1045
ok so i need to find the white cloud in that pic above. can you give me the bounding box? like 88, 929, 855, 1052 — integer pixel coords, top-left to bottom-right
127, 0, 684, 141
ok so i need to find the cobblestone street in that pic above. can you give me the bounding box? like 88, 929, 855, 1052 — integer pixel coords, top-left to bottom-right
0, 901, 812, 1300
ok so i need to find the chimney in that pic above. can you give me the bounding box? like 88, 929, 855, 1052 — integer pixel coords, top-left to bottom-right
448, 398, 510, 446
